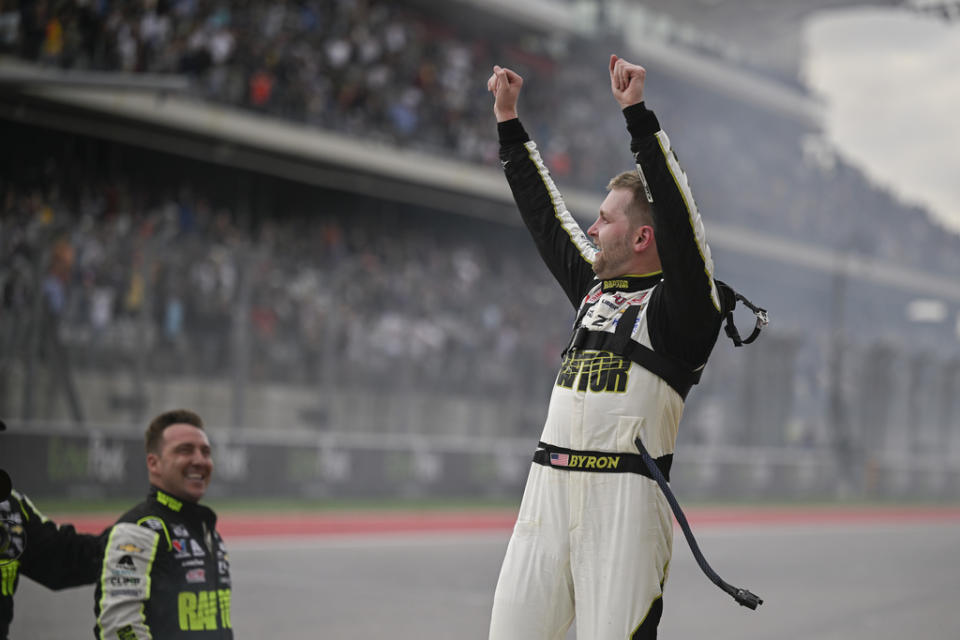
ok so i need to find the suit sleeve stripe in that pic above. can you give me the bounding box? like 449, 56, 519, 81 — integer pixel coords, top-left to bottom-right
142, 535, 159, 639
10, 491, 30, 522
654, 131, 721, 312
523, 140, 597, 264
137, 516, 172, 552
97, 523, 159, 640
18, 492, 51, 524
96, 526, 117, 639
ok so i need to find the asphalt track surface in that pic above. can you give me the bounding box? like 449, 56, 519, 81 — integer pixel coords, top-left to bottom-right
11, 508, 960, 639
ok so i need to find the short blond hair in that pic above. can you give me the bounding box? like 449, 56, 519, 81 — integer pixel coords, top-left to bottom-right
607, 172, 654, 229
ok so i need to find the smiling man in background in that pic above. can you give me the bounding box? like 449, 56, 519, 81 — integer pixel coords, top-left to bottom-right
94, 409, 233, 639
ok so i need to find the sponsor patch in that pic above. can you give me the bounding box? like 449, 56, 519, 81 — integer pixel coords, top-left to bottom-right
602, 279, 630, 290
115, 543, 143, 553
110, 563, 137, 574
142, 518, 164, 531
173, 538, 193, 559
185, 568, 206, 584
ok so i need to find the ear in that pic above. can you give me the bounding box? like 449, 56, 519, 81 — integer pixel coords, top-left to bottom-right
634, 225, 654, 252
146, 452, 159, 474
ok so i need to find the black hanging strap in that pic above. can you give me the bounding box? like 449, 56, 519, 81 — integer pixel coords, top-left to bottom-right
634, 436, 764, 610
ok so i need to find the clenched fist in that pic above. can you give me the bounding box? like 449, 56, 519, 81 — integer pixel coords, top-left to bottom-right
609, 55, 645, 108
487, 65, 524, 123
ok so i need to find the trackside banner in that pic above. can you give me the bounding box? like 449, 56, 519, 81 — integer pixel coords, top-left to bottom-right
0, 428, 873, 500
0, 429, 530, 500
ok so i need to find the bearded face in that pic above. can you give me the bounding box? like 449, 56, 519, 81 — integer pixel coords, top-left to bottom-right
591, 230, 634, 279
588, 189, 640, 280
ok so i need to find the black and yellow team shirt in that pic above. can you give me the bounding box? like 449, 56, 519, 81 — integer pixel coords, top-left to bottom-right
95, 487, 232, 639
1, 490, 102, 640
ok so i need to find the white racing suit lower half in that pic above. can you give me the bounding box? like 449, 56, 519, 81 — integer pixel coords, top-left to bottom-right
489, 333, 681, 640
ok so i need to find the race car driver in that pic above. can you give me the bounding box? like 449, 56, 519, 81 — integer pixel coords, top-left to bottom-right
486, 56, 725, 639
94, 409, 232, 639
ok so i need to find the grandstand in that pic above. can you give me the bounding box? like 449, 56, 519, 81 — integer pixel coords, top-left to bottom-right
1, 0, 959, 502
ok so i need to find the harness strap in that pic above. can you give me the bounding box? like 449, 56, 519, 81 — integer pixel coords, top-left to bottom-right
561, 280, 766, 399
717, 280, 768, 347
532, 441, 673, 481
562, 297, 600, 358
561, 304, 700, 399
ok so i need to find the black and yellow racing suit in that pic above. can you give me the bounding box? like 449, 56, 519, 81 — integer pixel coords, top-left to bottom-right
94, 487, 232, 639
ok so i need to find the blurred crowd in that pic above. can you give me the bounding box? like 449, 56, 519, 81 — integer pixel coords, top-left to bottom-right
0, 0, 621, 187
2, 0, 960, 436
0, 125, 572, 396
4, 0, 958, 277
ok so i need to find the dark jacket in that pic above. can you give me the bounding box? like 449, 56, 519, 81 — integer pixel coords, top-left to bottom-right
94, 487, 232, 639
1, 490, 103, 640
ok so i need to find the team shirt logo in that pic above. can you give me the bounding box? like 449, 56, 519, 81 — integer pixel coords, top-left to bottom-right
556, 351, 630, 393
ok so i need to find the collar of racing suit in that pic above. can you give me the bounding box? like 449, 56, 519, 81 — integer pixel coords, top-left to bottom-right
599, 272, 663, 293
147, 485, 217, 527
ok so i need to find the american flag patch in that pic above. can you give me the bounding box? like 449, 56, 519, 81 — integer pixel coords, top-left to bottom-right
550, 453, 569, 467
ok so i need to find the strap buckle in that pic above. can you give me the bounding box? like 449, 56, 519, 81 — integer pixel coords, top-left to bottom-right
724, 292, 769, 347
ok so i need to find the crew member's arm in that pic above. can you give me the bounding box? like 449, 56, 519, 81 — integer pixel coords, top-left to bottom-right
1, 498, 16, 640
14, 491, 104, 590
610, 55, 723, 367
95, 523, 160, 640
489, 65, 597, 308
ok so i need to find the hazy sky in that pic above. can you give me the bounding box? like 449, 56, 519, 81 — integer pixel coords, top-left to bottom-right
802, 7, 960, 235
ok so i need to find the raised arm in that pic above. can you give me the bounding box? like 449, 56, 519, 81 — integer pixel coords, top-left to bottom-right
610, 55, 723, 368
489, 66, 597, 308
